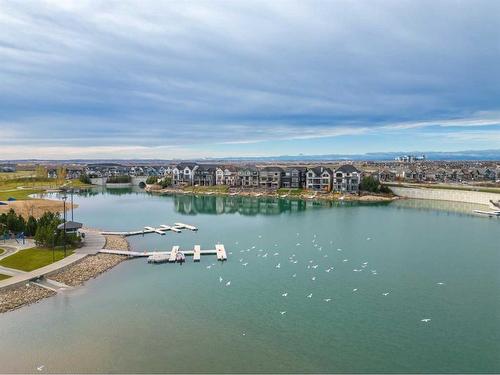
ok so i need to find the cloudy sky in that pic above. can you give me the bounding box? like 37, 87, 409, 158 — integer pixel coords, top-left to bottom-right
1, 0, 499, 159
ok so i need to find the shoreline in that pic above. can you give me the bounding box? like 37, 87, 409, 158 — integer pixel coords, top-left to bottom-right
0, 234, 129, 314
146, 186, 398, 202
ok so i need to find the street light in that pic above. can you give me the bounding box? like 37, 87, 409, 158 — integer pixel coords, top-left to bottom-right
61, 192, 67, 258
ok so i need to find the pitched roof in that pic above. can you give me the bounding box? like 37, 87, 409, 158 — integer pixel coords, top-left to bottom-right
336, 164, 360, 173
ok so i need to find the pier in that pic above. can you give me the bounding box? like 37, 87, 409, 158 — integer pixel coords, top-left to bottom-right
100, 222, 198, 236
99, 244, 227, 263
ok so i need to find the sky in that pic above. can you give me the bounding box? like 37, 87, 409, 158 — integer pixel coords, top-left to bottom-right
0, 0, 499, 159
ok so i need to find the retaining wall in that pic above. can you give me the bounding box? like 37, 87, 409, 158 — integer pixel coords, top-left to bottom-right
390, 186, 500, 206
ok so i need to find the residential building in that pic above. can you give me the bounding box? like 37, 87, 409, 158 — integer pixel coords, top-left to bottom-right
172, 163, 198, 186
333, 164, 361, 193
259, 167, 284, 190
193, 165, 217, 186
238, 166, 259, 188
281, 167, 306, 189
306, 167, 333, 192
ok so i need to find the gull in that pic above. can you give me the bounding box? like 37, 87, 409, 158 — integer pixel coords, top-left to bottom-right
382, 292, 390, 296
262, 253, 268, 258
312, 265, 318, 269
296, 243, 301, 246
325, 268, 332, 273
251, 246, 256, 249
323, 298, 332, 302
239, 258, 243, 262
229, 252, 233, 255
282, 292, 288, 297
276, 263, 281, 269
242, 332, 246, 336
235, 241, 239, 245
225, 281, 231, 287
421, 318, 431, 323
319, 247, 322, 250
352, 288, 358, 292
436, 282, 445, 285
323, 254, 328, 258
206, 265, 212, 269
361, 265, 367, 268
273, 252, 279, 256
337, 248, 342, 252
258, 235, 262, 238
274, 244, 278, 247
280, 311, 287, 315
242, 262, 248, 266
240, 250, 244, 253
293, 260, 298, 264
309, 260, 313, 263
307, 293, 313, 298
307, 265, 311, 269
219, 277, 223, 283
353, 269, 362, 272
311, 276, 316, 281
37, 365, 45, 372
246, 249, 250, 252
343, 259, 348, 262
362, 262, 368, 265
366, 237, 371, 241
292, 273, 297, 278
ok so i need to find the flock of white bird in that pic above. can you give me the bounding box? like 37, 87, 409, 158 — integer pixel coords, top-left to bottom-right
210, 231, 440, 326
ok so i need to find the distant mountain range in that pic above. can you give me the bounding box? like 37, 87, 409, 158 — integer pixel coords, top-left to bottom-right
2, 149, 500, 163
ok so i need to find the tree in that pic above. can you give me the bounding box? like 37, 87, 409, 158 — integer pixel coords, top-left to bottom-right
360, 176, 380, 193
26, 216, 38, 236
146, 176, 158, 184
79, 174, 92, 184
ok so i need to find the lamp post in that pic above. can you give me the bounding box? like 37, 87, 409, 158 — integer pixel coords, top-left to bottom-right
62, 192, 67, 258
70, 188, 74, 222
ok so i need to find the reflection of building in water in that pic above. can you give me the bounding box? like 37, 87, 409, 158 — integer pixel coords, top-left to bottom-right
172, 194, 338, 216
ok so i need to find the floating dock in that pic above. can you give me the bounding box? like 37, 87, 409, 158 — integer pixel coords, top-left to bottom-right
100, 222, 198, 236
100, 244, 226, 263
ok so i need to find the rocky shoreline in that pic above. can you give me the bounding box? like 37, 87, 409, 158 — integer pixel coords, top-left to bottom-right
146, 185, 397, 202
0, 234, 129, 314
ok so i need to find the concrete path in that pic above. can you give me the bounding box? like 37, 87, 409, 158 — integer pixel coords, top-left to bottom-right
0, 230, 106, 290
0, 239, 35, 260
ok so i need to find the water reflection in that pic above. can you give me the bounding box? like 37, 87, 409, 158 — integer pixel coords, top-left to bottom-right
172, 194, 364, 215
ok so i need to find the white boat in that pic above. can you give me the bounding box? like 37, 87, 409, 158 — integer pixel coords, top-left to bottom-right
473, 209, 500, 217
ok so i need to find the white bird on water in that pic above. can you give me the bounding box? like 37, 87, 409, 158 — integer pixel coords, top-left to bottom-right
219, 277, 223, 283
311, 276, 316, 281
282, 292, 288, 297
421, 318, 431, 323
352, 288, 358, 292
206, 265, 212, 269
323, 298, 332, 302
280, 311, 287, 315
436, 282, 445, 285
312, 264, 318, 269
382, 292, 390, 296
343, 259, 348, 262
307, 293, 313, 298
276, 263, 281, 269
296, 243, 301, 246
262, 253, 268, 258
258, 235, 262, 238
37, 365, 45, 372
242, 262, 248, 266
292, 273, 297, 278
366, 237, 371, 241
225, 281, 231, 287
273, 252, 279, 256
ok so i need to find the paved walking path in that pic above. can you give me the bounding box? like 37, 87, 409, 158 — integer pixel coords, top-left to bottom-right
0, 239, 35, 260
0, 230, 105, 290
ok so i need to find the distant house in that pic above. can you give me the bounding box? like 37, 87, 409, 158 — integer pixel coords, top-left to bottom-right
259, 167, 284, 190
216, 166, 239, 186
333, 164, 361, 193
47, 168, 57, 179
306, 167, 333, 192
193, 165, 217, 186
281, 167, 307, 189
238, 166, 259, 188
173, 163, 198, 186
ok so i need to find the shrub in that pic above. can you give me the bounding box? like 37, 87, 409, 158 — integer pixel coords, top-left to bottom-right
146, 176, 158, 184
79, 174, 92, 184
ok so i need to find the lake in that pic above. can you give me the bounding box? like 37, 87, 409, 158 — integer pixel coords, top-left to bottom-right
0, 189, 499, 373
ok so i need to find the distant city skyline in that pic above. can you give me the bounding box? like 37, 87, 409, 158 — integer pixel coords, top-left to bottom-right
1, 0, 499, 159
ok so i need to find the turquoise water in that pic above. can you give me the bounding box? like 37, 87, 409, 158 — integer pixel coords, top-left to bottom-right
0, 189, 499, 373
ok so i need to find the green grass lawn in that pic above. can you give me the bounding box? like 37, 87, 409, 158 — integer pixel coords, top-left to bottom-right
0, 188, 44, 201
277, 188, 305, 196
0, 247, 74, 272
0, 248, 4, 255
0, 274, 11, 281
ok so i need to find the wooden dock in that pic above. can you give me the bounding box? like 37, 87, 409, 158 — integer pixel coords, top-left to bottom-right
99, 244, 226, 263
169, 246, 179, 262
193, 245, 201, 262
215, 244, 227, 261
100, 222, 197, 237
